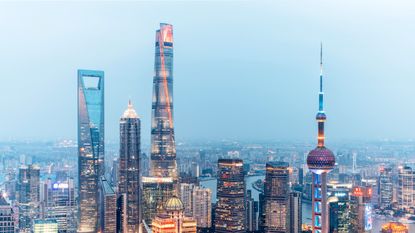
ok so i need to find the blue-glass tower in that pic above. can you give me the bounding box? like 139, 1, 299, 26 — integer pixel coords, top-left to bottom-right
306, 45, 336, 233
77, 69, 104, 233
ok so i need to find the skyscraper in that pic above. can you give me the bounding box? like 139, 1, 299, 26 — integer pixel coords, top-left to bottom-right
142, 177, 174, 226
214, 159, 245, 233
77, 69, 105, 233
16, 164, 40, 232
260, 162, 290, 233
349, 186, 373, 233
246, 190, 258, 232
398, 164, 415, 211
100, 177, 117, 233
378, 166, 393, 209
306, 45, 336, 233
150, 23, 177, 183
192, 187, 211, 230
118, 101, 141, 232
289, 191, 302, 233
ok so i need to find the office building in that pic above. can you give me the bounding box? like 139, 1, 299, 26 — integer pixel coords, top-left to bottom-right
246, 190, 258, 232
118, 101, 141, 232
349, 186, 373, 233
78, 69, 105, 233
17, 164, 40, 232
259, 162, 290, 233
214, 159, 245, 233
306, 45, 336, 233
150, 23, 177, 184
290, 191, 302, 233
100, 177, 116, 233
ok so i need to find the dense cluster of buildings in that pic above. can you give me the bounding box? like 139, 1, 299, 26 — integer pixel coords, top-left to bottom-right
0, 23, 414, 233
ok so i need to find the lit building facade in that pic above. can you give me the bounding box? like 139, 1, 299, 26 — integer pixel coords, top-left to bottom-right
260, 162, 290, 233
142, 177, 174, 226
77, 69, 104, 233
381, 222, 409, 233
100, 177, 116, 233
349, 186, 373, 233
118, 101, 141, 232
306, 45, 336, 233
151, 197, 197, 233
327, 187, 349, 233
192, 187, 211, 229
378, 166, 393, 209
398, 164, 415, 211
44, 178, 76, 232
33, 219, 58, 233
214, 159, 245, 233
150, 23, 177, 183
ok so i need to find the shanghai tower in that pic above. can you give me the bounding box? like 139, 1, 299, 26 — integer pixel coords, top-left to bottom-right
77, 69, 104, 233
306, 45, 335, 233
150, 23, 177, 183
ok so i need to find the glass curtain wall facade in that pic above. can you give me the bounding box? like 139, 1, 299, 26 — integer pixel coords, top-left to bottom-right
150, 23, 177, 184
77, 69, 104, 233
214, 159, 245, 233
118, 101, 141, 232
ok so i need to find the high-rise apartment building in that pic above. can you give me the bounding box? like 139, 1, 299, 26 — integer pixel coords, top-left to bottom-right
378, 166, 393, 209
306, 45, 336, 233
192, 187, 211, 229
33, 219, 58, 233
118, 101, 141, 232
259, 162, 290, 233
77, 69, 104, 233
214, 159, 245, 233
180, 183, 195, 217
398, 164, 415, 211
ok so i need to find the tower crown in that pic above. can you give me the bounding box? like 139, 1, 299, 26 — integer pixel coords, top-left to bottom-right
122, 100, 139, 119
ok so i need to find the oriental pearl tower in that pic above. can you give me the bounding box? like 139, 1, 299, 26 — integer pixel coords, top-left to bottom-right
307, 44, 336, 233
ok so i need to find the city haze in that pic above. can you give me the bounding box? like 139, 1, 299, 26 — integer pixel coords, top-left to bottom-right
0, 1, 414, 141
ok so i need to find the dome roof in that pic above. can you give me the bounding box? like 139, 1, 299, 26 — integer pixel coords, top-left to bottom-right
164, 196, 184, 211
307, 146, 335, 173
122, 100, 139, 119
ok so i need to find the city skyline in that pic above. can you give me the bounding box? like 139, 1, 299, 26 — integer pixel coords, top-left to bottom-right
1, 1, 415, 141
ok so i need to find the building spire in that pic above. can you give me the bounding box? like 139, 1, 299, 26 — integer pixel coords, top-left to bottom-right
318, 43, 324, 112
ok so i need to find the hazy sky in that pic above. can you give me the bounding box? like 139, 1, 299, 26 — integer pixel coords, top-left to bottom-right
0, 1, 414, 142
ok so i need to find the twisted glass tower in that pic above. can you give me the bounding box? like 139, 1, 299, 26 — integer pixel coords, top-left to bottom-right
150, 23, 177, 182
306, 46, 335, 233
77, 69, 104, 233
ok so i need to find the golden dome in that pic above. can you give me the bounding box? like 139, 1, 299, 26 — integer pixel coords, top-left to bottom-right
164, 196, 184, 211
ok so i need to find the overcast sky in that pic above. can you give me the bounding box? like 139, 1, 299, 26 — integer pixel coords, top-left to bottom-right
0, 1, 414, 142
